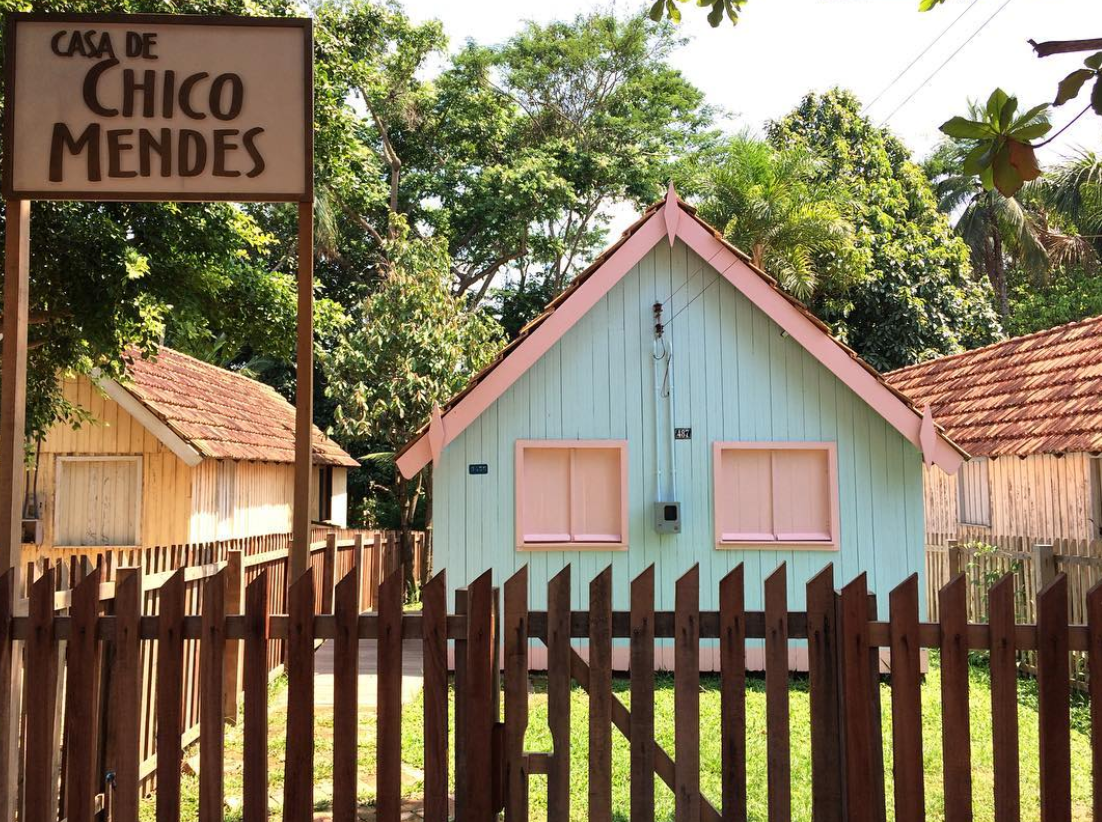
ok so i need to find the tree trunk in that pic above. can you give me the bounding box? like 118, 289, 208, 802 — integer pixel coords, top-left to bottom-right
984, 211, 1009, 317
395, 473, 420, 594
991, 217, 1009, 317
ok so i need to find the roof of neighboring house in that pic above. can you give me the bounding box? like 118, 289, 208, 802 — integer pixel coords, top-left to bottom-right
886, 314, 1102, 458
114, 347, 358, 467
395, 186, 966, 478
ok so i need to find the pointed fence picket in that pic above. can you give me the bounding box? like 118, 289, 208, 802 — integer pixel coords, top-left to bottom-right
3, 559, 1100, 822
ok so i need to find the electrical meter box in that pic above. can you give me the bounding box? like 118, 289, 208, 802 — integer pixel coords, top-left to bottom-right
654, 501, 681, 534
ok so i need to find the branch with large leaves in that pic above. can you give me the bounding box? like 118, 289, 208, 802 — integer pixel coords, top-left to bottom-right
939, 90, 1052, 197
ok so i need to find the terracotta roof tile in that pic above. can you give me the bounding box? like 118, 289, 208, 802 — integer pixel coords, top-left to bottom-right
120, 347, 358, 467
886, 314, 1102, 457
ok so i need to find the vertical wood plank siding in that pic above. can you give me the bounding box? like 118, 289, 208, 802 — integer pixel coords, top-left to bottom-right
27, 376, 349, 554
434, 240, 925, 618
922, 452, 1097, 542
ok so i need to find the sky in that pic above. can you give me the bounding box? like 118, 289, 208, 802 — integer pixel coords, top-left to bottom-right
407, 0, 1101, 164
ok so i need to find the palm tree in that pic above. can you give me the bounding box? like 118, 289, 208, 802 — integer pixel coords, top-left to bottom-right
696, 134, 864, 302
925, 142, 1099, 317
925, 140, 1047, 317
1030, 149, 1102, 262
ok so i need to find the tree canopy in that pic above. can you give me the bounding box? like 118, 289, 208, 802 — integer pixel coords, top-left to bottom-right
697, 134, 867, 302
767, 90, 1002, 370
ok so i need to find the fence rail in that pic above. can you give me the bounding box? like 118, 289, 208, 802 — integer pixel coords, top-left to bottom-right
4, 559, 1100, 822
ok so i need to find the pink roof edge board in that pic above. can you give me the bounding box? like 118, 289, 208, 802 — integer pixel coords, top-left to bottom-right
396, 187, 966, 479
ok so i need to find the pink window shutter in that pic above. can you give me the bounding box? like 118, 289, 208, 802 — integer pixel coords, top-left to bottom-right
771, 449, 833, 541
520, 448, 572, 543
571, 447, 624, 542
717, 449, 775, 542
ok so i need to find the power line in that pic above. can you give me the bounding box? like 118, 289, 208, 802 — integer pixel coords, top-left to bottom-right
881, 0, 1015, 126
863, 0, 983, 114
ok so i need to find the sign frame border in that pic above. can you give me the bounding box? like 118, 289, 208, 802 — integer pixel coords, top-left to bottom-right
2, 11, 314, 203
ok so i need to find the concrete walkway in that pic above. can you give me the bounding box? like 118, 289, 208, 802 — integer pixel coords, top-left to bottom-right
311, 638, 425, 709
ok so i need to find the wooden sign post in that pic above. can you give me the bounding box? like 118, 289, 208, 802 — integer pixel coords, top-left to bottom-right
0, 13, 316, 574
0, 18, 314, 808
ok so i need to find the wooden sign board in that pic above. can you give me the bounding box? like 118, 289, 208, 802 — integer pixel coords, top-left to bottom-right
3, 13, 312, 202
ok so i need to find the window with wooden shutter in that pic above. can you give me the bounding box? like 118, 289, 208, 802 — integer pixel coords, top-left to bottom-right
957, 457, 991, 527
55, 456, 142, 547
515, 441, 628, 549
713, 442, 838, 548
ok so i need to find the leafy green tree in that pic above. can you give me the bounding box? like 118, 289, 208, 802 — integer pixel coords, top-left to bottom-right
1032, 149, 1102, 255
300, 6, 714, 315
0, 0, 346, 447
767, 89, 1002, 370
937, 90, 1052, 198
1006, 265, 1102, 337
320, 217, 503, 585
696, 134, 867, 301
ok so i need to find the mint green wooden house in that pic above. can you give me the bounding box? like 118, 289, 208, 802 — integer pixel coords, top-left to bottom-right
397, 188, 964, 668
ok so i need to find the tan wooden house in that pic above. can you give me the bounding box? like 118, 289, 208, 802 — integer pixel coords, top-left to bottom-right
887, 315, 1102, 543
21, 347, 358, 555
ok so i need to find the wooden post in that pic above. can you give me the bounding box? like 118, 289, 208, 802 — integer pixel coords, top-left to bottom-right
322, 532, 336, 613
222, 549, 244, 723
0, 199, 29, 822
0, 199, 29, 572
353, 533, 365, 611
291, 200, 314, 580
947, 539, 965, 578
454, 587, 468, 822
1034, 543, 1057, 592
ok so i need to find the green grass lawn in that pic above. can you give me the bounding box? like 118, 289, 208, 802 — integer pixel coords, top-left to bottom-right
145, 654, 1092, 821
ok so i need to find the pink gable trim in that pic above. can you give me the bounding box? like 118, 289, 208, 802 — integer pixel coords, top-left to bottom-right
396, 213, 666, 478
397, 200, 964, 478
429, 404, 445, 466
674, 216, 963, 474
663, 182, 680, 246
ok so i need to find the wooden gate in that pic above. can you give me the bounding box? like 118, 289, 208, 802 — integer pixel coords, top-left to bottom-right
2, 559, 1099, 822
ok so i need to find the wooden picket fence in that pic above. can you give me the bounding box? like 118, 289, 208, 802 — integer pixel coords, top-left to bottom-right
926, 534, 1102, 684
10, 527, 426, 804
926, 532, 1102, 626
4, 560, 1098, 822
